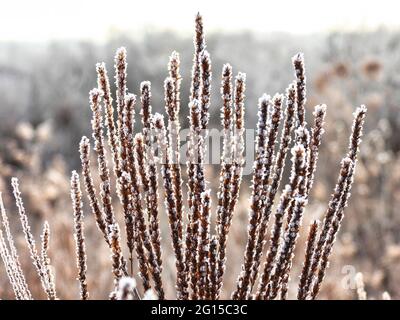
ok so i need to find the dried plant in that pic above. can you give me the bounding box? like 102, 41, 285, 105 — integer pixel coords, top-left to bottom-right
0, 193, 32, 300
0, 13, 367, 300
71, 171, 89, 300
40, 221, 56, 300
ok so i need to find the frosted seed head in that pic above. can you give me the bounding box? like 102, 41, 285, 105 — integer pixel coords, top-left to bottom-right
313, 104, 327, 115
236, 72, 246, 82
292, 52, 304, 64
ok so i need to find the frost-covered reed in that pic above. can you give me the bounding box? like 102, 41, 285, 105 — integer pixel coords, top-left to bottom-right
0, 13, 366, 300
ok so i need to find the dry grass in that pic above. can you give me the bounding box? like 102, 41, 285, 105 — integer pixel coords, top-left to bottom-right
0, 14, 368, 300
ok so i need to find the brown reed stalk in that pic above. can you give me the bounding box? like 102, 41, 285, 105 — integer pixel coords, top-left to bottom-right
207, 235, 218, 300
292, 53, 307, 127
215, 63, 234, 299
145, 125, 163, 298
270, 127, 311, 298
109, 223, 124, 283
280, 274, 291, 300
185, 15, 206, 289
12, 178, 54, 299
0, 193, 31, 300
140, 81, 153, 152
185, 14, 206, 297
306, 105, 327, 193
310, 105, 367, 299
199, 50, 212, 131
256, 144, 306, 299
249, 90, 292, 293
252, 85, 297, 296
121, 133, 150, 292
255, 187, 291, 300
89, 88, 115, 229
213, 72, 246, 300
297, 220, 319, 299
96, 62, 121, 180
70, 171, 89, 300
268, 195, 308, 300
185, 17, 209, 300
190, 12, 206, 102
198, 190, 211, 300
40, 222, 57, 300
136, 81, 164, 292
0, 229, 23, 299
118, 95, 151, 290
168, 51, 182, 112
154, 113, 188, 300
163, 79, 187, 299
310, 159, 355, 299
275, 130, 312, 297
135, 134, 164, 300
184, 169, 195, 297
211, 73, 246, 294
89, 87, 129, 280
115, 47, 128, 142
232, 94, 271, 300
304, 157, 354, 297
164, 78, 183, 248
284, 126, 311, 231
117, 92, 149, 286
118, 93, 136, 273
196, 53, 212, 298
79, 136, 109, 245
348, 105, 368, 162
136, 81, 157, 262
245, 93, 284, 298
167, 52, 185, 250
195, 58, 212, 300
187, 100, 205, 300
266, 141, 308, 299
228, 72, 246, 214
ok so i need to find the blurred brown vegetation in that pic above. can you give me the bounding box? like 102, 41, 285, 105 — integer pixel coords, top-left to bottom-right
0, 30, 399, 299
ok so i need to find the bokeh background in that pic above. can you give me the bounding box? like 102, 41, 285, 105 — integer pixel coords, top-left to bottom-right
1, 0, 400, 299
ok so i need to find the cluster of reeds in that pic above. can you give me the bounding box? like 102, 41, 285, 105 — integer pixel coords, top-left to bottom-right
0, 13, 366, 300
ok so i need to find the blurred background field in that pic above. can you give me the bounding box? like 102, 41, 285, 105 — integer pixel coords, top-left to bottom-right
1, 0, 400, 300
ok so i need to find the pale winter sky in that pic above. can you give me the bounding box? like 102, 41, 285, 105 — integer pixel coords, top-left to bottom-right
1, 0, 399, 42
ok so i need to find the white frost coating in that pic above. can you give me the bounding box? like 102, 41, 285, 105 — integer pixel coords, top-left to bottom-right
116, 276, 137, 300
236, 72, 246, 82
353, 104, 367, 117
259, 93, 270, 106
382, 291, 391, 300
313, 104, 327, 115
119, 276, 136, 290
143, 289, 158, 300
